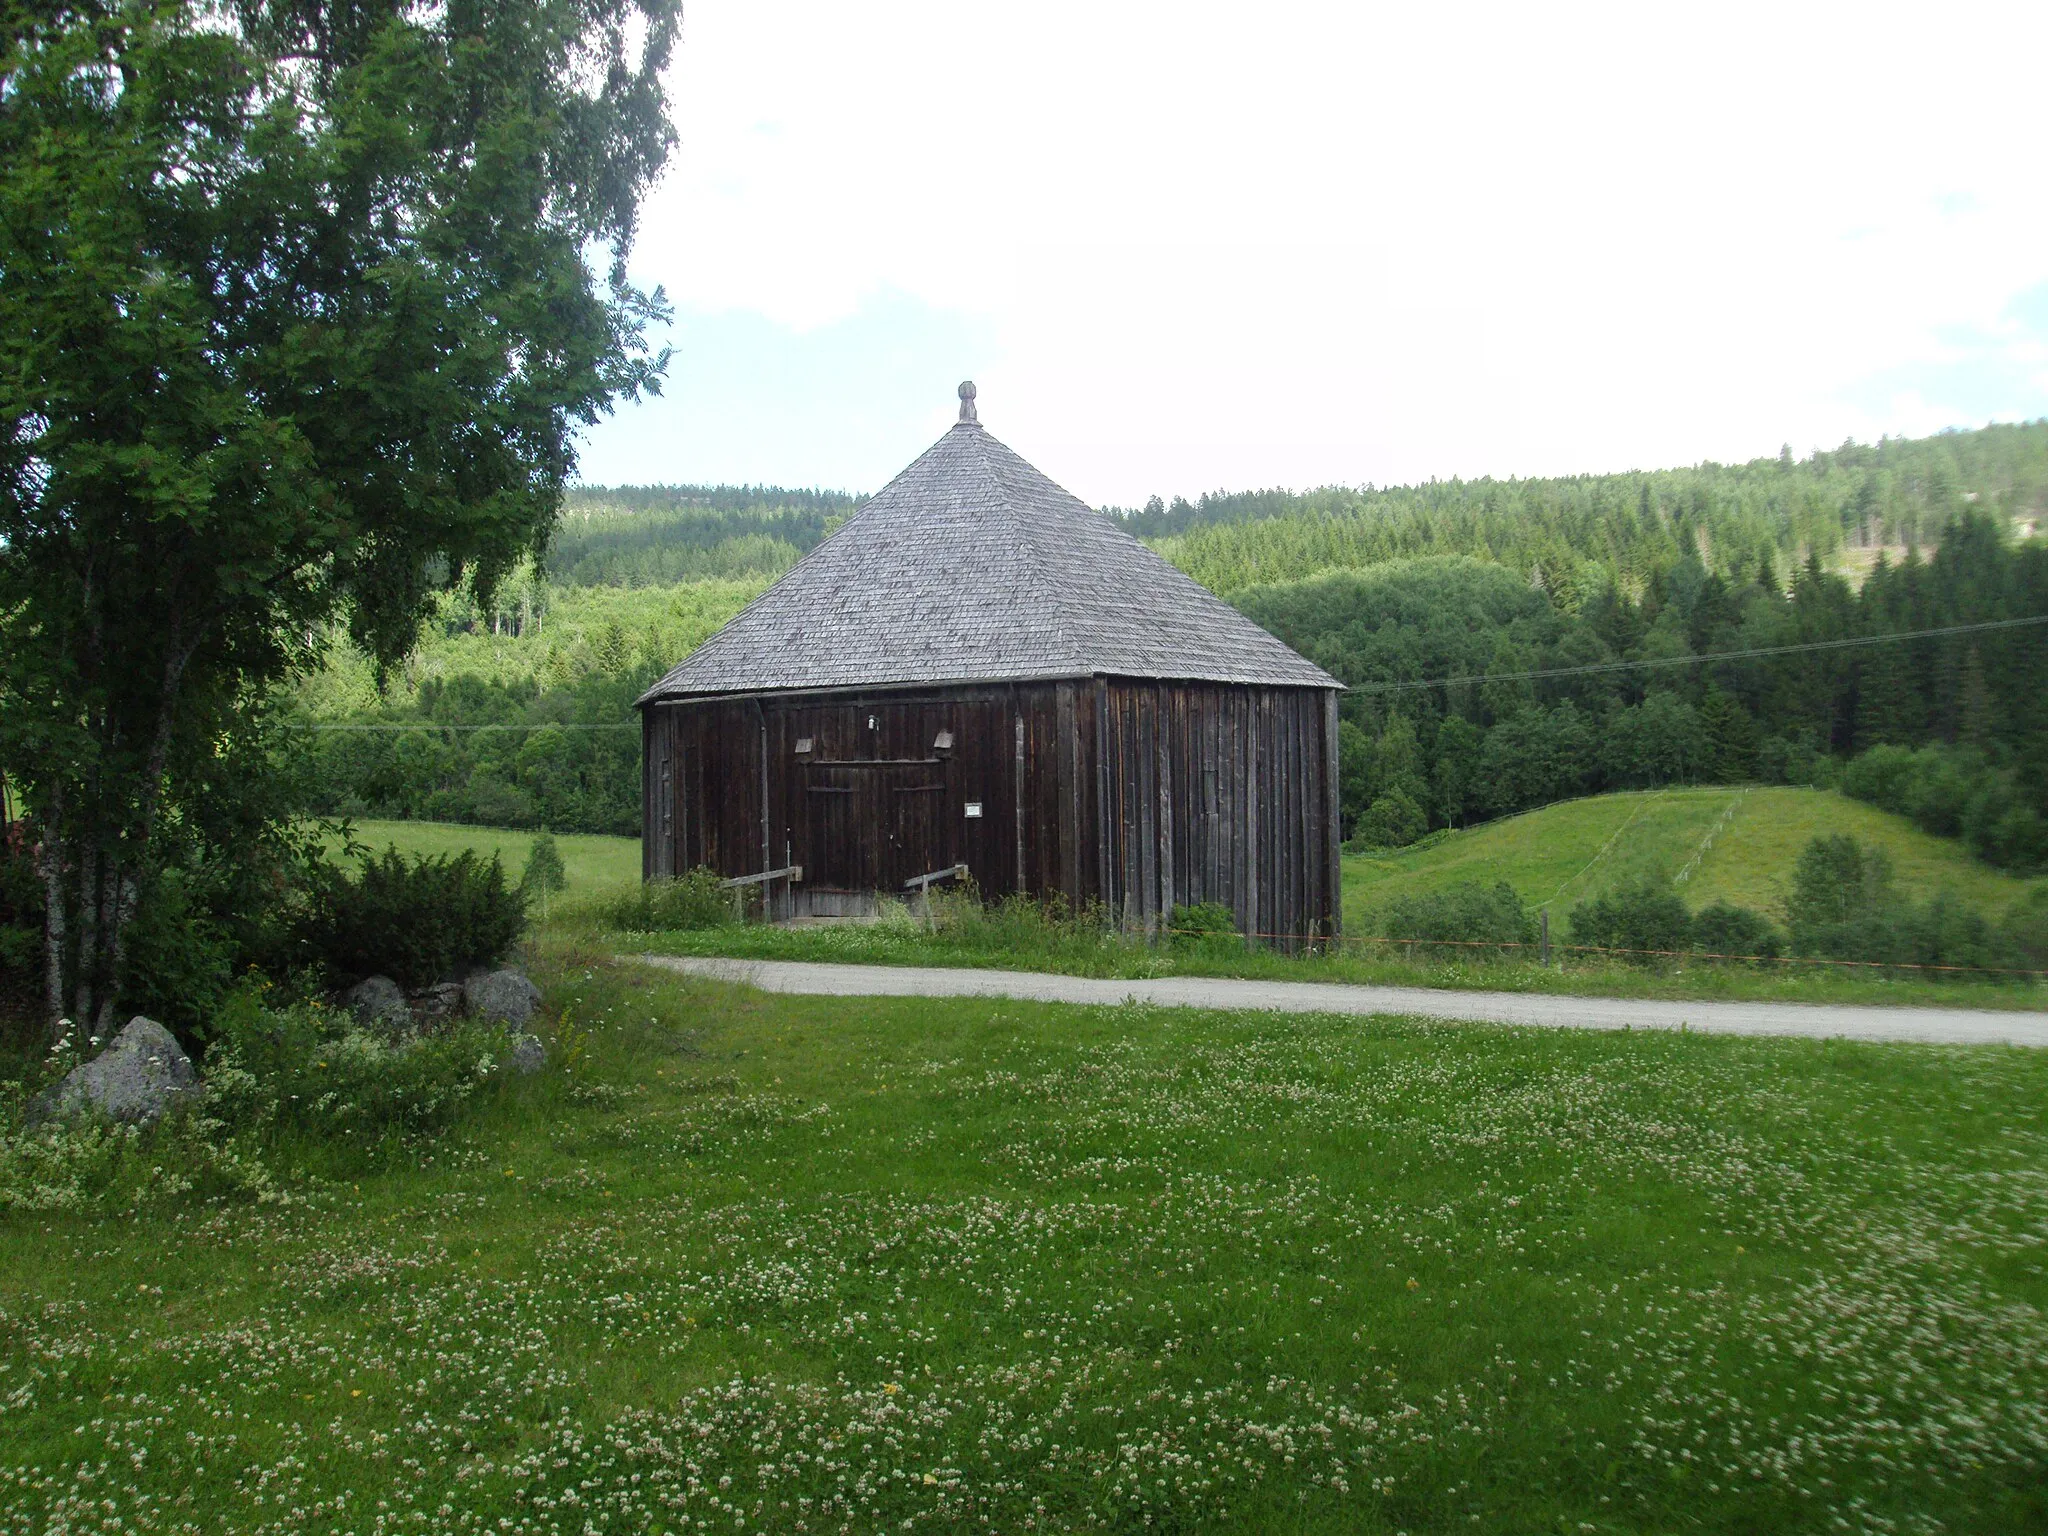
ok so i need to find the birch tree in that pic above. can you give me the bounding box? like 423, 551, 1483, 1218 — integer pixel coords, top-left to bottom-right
0, 0, 679, 1034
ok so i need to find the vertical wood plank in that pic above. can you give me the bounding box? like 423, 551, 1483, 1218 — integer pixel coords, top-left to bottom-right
1015, 704, 1032, 897
1323, 690, 1342, 940
1057, 683, 1079, 907
1155, 683, 1174, 921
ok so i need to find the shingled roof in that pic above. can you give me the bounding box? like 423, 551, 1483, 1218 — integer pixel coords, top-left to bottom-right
637, 386, 1339, 703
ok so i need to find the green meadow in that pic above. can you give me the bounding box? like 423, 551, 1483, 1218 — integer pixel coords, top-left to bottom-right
3, 951, 2044, 1533
1343, 786, 2045, 925
334, 818, 643, 897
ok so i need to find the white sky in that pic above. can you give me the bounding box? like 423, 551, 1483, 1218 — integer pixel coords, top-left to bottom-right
576, 0, 2048, 505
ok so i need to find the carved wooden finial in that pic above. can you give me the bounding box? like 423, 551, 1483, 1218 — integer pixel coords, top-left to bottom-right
957, 380, 978, 424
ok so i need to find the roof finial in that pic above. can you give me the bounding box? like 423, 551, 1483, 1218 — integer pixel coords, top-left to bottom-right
957, 380, 978, 425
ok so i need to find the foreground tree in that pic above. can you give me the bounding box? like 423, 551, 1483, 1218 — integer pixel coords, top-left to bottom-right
0, 0, 679, 1032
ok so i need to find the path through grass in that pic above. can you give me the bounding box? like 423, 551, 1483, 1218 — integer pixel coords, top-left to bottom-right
2, 952, 2044, 1532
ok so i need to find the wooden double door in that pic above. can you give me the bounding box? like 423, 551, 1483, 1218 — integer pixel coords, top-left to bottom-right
802, 758, 952, 894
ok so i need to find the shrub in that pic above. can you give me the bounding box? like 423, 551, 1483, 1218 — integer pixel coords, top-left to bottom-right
1689, 901, 1782, 964
1378, 881, 1535, 959
299, 847, 526, 988
1355, 787, 1428, 850
1785, 834, 1894, 937
1168, 901, 1240, 949
0, 1022, 279, 1212
2002, 888, 2048, 971
520, 832, 569, 918
0, 1106, 280, 1213
1568, 875, 1691, 965
205, 989, 509, 1142
1784, 833, 2019, 976
598, 868, 731, 932
118, 867, 239, 1039
1839, 743, 2047, 872
1839, 744, 1919, 815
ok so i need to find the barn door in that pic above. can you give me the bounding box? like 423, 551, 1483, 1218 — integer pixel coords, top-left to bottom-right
803, 760, 949, 893
881, 765, 949, 891
803, 763, 875, 890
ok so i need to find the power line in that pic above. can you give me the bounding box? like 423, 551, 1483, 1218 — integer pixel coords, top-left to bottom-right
1350, 613, 2048, 696
288, 612, 2048, 728
298, 721, 639, 731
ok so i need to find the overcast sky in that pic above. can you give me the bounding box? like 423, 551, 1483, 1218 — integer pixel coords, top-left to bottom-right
574, 1, 2048, 505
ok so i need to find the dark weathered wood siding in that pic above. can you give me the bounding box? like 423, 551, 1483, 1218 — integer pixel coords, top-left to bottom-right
642, 678, 1339, 945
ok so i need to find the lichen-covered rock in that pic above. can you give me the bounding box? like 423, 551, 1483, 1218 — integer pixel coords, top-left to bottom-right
463, 969, 541, 1028
343, 976, 409, 1033
30, 1017, 198, 1126
508, 1034, 546, 1075
414, 981, 466, 1023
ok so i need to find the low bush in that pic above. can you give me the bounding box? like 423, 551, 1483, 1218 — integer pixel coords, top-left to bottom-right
205, 988, 509, 1143
1167, 902, 1240, 947
299, 847, 526, 988
1568, 876, 1692, 965
1378, 881, 1535, 959
598, 868, 732, 932
1785, 833, 2022, 976
1354, 788, 1427, 850
0, 1021, 280, 1213
0, 1107, 281, 1213
1688, 900, 1783, 964
520, 833, 569, 905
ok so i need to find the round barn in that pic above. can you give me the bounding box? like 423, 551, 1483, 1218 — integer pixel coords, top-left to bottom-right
636, 384, 1343, 945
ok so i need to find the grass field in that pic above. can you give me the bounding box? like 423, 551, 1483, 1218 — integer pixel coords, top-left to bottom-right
2, 949, 2044, 1533
334, 808, 2048, 1008
1345, 785, 2045, 924
334, 818, 642, 896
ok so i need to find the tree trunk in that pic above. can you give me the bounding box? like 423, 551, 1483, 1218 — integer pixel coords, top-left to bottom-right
81, 641, 195, 1033
94, 872, 135, 1036
72, 844, 100, 1026
39, 799, 68, 1040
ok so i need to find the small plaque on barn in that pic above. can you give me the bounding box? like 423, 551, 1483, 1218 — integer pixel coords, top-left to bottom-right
964, 802, 983, 818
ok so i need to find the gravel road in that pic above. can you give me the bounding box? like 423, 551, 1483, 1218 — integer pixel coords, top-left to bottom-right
637, 955, 2048, 1048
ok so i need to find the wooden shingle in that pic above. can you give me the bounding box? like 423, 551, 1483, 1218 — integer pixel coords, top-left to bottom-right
638, 401, 1336, 702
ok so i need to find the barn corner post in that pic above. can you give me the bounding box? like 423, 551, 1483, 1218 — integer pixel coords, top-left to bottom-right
1324, 688, 1343, 946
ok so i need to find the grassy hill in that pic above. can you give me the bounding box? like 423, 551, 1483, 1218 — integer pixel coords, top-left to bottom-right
1343, 785, 2044, 927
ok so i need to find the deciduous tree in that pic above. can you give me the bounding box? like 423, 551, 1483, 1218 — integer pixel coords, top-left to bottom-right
0, 0, 680, 1032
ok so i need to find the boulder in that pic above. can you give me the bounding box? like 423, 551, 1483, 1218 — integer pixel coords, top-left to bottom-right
414, 981, 466, 1024
343, 975, 409, 1034
508, 1034, 546, 1075
30, 1017, 198, 1127
464, 969, 541, 1028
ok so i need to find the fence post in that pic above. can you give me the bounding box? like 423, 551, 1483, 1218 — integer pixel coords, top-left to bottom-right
1540, 907, 1551, 967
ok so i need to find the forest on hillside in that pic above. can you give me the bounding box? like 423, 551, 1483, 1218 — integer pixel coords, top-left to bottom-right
297, 421, 2048, 863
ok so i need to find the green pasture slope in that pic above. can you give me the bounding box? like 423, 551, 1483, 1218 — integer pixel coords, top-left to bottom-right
2, 954, 2044, 1531
332, 818, 642, 896
1344, 786, 2044, 928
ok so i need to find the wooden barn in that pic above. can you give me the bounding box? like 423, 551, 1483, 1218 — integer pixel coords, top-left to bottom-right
636, 384, 1343, 944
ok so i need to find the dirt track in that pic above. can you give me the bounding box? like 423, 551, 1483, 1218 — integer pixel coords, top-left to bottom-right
636, 955, 2048, 1048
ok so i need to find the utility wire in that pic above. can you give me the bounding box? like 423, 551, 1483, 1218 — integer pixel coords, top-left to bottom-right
288, 612, 2048, 729
1349, 612, 2048, 696
300, 721, 640, 731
